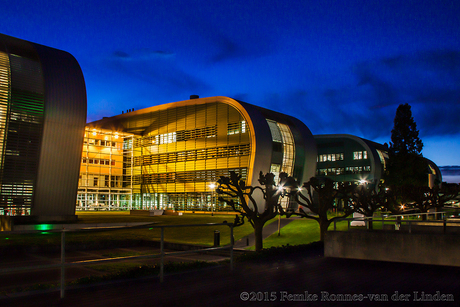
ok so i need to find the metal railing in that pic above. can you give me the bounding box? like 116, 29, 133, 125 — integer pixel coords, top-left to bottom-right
0, 222, 234, 299
332, 211, 459, 233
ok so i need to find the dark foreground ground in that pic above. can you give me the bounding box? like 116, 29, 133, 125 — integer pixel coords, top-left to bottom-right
1, 245, 459, 307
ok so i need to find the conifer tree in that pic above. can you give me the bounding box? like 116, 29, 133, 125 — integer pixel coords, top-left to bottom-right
386, 103, 427, 187
389, 103, 423, 155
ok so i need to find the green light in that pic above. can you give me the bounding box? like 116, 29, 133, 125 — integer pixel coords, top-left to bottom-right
34, 224, 53, 231
40, 232, 50, 235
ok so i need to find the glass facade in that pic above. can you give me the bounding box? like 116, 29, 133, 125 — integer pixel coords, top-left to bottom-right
0, 51, 45, 216
267, 120, 295, 178
315, 136, 388, 183
77, 128, 134, 210
80, 101, 252, 211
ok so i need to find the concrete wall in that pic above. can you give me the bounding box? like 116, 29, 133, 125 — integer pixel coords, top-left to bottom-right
325, 231, 460, 267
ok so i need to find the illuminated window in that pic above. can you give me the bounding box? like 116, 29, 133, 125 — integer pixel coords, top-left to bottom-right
318, 153, 344, 162
278, 123, 295, 176
266, 120, 282, 142
136, 144, 251, 166
154, 132, 176, 145
270, 164, 281, 181
353, 151, 367, 160
377, 150, 388, 170
227, 121, 247, 135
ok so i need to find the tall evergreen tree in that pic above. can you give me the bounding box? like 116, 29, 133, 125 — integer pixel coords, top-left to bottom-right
389, 103, 423, 155
386, 103, 427, 187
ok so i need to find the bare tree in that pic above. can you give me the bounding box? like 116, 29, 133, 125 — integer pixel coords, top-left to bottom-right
216, 171, 290, 251
290, 177, 354, 241
351, 182, 386, 229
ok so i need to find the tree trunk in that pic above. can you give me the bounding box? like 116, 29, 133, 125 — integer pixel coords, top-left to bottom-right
367, 216, 373, 230
319, 219, 330, 242
421, 212, 427, 221
434, 207, 441, 220
254, 221, 264, 252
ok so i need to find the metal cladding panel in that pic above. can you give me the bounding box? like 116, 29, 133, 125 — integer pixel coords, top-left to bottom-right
233, 101, 273, 187
32, 43, 87, 217
238, 101, 317, 185
282, 116, 317, 183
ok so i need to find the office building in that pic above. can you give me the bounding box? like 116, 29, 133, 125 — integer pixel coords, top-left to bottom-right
314, 134, 441, 184
80, 96, 317, 211
0, 34, 86, 220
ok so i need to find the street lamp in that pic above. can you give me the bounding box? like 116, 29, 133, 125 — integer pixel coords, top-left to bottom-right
276, 185, 286, 236
209, 183, 216, 216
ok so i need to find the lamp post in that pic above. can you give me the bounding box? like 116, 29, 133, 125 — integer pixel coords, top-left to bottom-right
277, 185, 284, 236
209, 183, 216, 216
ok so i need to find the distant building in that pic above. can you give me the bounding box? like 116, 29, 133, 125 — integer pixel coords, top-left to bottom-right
0, 34, 86, 221
79, 96, 317, 211
314, 134, 442, 185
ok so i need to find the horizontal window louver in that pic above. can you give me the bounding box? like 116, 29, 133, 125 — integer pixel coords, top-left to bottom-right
0, 54, 44, 213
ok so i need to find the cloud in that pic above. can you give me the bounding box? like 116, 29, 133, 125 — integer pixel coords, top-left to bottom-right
112, 49, 175, 61
253, 50, 460, 142
180, 13, 274, 64
209, 33, 272, 63
350, 50, 460, 138
104, 48, 210, 93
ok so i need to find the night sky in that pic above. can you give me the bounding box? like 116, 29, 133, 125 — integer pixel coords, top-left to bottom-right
2, 1, 459, 180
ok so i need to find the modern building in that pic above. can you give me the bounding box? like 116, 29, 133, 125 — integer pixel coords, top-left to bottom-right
79, 96, 317, 211
77, 127, 134, 210
0, 34, 87, 221
314, 134, 442, 185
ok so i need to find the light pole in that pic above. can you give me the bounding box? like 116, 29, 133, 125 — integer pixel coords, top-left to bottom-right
277, 185, 284, 236
209, 183, 216, 216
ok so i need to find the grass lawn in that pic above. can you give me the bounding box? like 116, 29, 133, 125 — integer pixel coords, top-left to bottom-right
259, 218, 350, 249
243, 218, 350, 250
0, 212, 275, 247
0, 211, 365, 249
75, 211, 266, 246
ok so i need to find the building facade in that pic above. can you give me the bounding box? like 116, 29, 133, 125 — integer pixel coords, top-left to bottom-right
79, 96, 317, 211
314, 134, 442, 185
77, 127, 134, 210
0, 34, 86, 220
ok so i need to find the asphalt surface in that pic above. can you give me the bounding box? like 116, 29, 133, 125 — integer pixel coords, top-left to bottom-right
2, 219, 459, 307
2, 247, 459, 307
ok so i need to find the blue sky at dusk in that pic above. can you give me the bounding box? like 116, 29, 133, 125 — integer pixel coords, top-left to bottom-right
1, 0, 459, 178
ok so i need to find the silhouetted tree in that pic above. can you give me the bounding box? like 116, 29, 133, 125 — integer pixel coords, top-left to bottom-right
386, 103, 428, 188
429, 183, 460, 219
386, 183, 459, 220
351, 182, 386, 229
405, 185, 433, 220
389, 103, 423, 155
216, 171, 291, 251
290, 177, 354, 241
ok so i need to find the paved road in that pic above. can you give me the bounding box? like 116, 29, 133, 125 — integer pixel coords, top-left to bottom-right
2, 246, 459, 307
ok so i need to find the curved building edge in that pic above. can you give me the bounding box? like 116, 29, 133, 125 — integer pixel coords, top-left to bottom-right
0, 33, 87, 221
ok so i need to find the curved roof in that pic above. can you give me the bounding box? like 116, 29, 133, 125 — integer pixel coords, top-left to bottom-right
0, 33, 87, 218
91, 96, 317, 185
